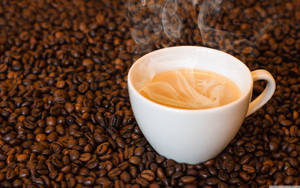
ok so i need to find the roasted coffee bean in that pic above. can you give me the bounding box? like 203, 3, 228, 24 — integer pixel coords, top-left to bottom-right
128, 166, 137, 179
120, 171, 131, 183
149, 183, 160, 188
64, 103, 74, 113
19, 168, 29, 178
84, 177, 95, 186
56, 81, 65, 89
217, 170, 229, 181
12, 60, 22, 71
239, 171, 251, 181
61, 165, 71, 173
136, 176, 149, 187
206, 177, 219, 185
86, 159, 98, 169
240, 154, 251, 165
114, 179, 125, 188
166, 167, 175, 177
208, 166, 217, 176
141, 170, 155, 182
96, 142, 109, 155
2, 181, 12, 187
180, 176, 196, 184
155, 155, 165, 164
135, 147, 145, 156
157, 168, 166, 180
46, 116, 56, 126
118, 161, 129, 170
12, 179, 22, 187
79, 153, 91, 162
129, 156, 141, 165
108, 167, 121, 179
280, 119, 292, 126
199, 169, 210, 178
269, 142, 279, 151
16, 154, 28, 162
242, 164, 255, 174
96, 177, 112, 187
229, 177, 241, 184
284, 176, 294, 184
36, 134, 47, 142
6, 168, 16, 180
0, 64, 8, 73
218, 182, 229, 188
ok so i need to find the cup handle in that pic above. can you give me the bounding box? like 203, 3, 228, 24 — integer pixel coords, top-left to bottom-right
246, 70, 276, 117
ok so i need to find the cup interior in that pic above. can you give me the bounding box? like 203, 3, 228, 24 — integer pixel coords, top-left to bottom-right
129, 46, 252, 107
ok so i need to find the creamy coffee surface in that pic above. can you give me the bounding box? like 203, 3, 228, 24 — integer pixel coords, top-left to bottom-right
138, 69, 241, 109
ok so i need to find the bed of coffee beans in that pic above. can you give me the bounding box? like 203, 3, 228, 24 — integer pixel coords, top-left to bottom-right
0, 0, 299, 187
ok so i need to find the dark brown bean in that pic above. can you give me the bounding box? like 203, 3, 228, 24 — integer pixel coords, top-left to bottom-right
239, 171, 251, 181
96, 177, 112, 187
96, 13, 105, 25
79, 153, 91, 162
120, 171, 131, 183
157, 168, 165, 179
206, 177, 219, 185
46, 116, 56, 126
19, 168, 29, 178
114, 180, 125, 188
16, 154, 28, 162
269, 142, 279, 151
129, 156, 141, 165
0, 64, 7, 73
136, 177, 149, 187
13, 179, 22, 187
242, 164, 255, 174
64, 103, 74, 113
141, 170, 155, 182
217, 170, 229, 181
135, 147, 145, 156
218, 182, 229, 188
96, 142, 109, 155
180, 176, 196, 184
36, 134, 47, 142
149, 183, 160, 188
69, 150, 80, 161
284, 176, 294, 184
280, 119, 292, 126
108, 167, 121, 179
84, 177, 95, 185
199, 170, 210, 178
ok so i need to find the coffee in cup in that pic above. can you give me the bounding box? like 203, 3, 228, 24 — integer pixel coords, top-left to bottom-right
138, 68, 241, 110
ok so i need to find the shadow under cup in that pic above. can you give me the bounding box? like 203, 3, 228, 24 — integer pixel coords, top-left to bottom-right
128, 46, 253, 164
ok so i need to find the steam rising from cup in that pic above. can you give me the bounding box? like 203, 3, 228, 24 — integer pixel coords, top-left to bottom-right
127, 0, 183, 52
197, 0, 277, 61
127, 0, 281, 60
162, 0, 182, 40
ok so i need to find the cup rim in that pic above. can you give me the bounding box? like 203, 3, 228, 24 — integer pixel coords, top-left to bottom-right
128, 46, 253, 113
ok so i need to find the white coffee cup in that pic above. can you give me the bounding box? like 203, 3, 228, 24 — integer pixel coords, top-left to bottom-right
128, 46, 275, 164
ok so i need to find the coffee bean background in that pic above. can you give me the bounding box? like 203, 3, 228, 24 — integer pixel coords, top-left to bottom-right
0, 0, 299, 187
